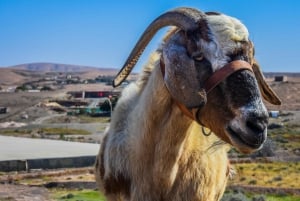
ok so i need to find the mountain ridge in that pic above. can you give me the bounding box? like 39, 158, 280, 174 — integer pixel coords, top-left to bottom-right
8, 62, 116, 72
0, 62, 120, 86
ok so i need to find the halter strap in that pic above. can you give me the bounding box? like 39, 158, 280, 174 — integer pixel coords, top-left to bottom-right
160, 58, 253, 121
204, 60, 253, 93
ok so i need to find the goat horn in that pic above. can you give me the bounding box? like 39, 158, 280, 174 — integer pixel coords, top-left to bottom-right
113, 7, 206, 87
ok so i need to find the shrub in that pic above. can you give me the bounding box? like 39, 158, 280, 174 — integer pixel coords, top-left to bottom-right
252, 195, 266, 201
273, 176, 283, 181
248, 180, 257, 185
221, 192, 249, 201
40, 85, 52, 91
250, 139, 276, 158
16, 85, 27, 91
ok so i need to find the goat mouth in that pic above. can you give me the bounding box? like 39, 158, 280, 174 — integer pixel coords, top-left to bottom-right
226, 126, 262, 152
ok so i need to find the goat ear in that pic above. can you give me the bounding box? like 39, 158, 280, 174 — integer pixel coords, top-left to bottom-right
252, 61, 281, 105
162, 35, 207, 108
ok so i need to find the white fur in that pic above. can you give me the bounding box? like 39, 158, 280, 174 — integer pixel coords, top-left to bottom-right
202, 14, 249, 72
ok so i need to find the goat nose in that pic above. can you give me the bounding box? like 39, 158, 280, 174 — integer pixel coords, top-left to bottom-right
245, 116, 268, 146
246, 115, 268, 134
246, 119, 266, 134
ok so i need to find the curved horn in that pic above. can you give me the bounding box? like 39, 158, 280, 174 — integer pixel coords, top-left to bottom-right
113, 7, 206, 87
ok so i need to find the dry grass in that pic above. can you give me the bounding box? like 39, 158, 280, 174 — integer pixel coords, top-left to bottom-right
44, 115, 110, 124
230, 162, 300, 188
1, 127, 91, 136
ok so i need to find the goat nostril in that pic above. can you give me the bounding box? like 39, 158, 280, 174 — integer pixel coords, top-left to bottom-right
246, 119, 266, 134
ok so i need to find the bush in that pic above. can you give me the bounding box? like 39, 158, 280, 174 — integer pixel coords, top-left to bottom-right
273, 176, 283, 181
221, 192, 267, 201
252, 195, 266, 201
221, 192, 249, 201
16, 85, 27, 91
248, 180, 257, 185
40, 85, 52, 91
250, 139, 276, 158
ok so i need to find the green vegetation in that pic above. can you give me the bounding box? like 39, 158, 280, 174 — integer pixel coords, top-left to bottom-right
15, 84, 28, 91
268, 123, 300, 151
266, 194, 300, 201
230, 162, 300, 188
52, 189, 105, 201
39, 127, 90, 135
229, 122, 300, 158
222, 191, 300, 201
40, 85, 53, 91
44, 115, 110, 124
1, 129, 32, 136
76, 116, 110, 124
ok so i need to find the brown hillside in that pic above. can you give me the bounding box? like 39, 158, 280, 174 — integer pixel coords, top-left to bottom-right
265, 80, 300, 111
10, 62, 116, 73
0, 63, 120, 86
0, 68, 31, 85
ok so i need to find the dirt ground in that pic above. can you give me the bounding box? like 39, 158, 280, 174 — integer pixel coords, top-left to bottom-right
0, 184, 53, 201
0, 168, 95, 201
0, 91, 66, 123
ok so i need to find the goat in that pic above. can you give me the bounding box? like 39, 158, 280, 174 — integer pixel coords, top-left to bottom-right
95, 7, 281, 201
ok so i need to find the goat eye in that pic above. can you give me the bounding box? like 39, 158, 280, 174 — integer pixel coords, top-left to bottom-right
192, 53, 204, 61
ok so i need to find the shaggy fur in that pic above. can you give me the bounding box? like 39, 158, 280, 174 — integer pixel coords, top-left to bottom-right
96, 51, 231, 200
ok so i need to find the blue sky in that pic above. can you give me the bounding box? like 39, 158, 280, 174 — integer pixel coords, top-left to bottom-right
0, 0, 299, 72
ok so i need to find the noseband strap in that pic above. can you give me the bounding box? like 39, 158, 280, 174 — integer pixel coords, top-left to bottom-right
204, 60, 253, 93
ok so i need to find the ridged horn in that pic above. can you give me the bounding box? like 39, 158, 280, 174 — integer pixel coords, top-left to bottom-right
113, 7, 206, 87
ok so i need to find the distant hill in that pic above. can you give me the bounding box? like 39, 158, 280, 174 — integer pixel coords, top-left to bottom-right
0, 63, 120, 86
9, 62, 116, 73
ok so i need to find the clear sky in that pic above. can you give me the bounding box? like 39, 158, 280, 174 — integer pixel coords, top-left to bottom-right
0, 0, 299, 72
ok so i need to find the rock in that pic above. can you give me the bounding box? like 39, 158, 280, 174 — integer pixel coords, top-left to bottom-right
268, 123, 283, 129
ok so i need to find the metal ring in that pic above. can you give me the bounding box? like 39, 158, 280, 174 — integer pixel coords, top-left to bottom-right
201, 126, 212, 136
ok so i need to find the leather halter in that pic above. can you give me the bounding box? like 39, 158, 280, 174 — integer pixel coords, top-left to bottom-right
204, 60, 253, 93
160, 58, 253, 121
